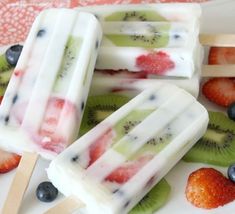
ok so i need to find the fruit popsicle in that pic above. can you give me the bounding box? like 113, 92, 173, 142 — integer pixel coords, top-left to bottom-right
77, 3, 201, 22
0, 9, 102, 160
77, 3, 201, 77
47, 83, 209, 214
90, 69, 200, 98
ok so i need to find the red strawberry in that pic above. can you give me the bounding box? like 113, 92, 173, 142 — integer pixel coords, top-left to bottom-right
11, 97, 76, 153
135, 51, 175, 75
185, 168, 235, 209
202, 78, 235, 107
35, 97, 76, 153
0, 149, 21, 173
209, 47, 235, 64
0, 96, 3, 104
88, 128, 114, 166
105, 155, 153, 184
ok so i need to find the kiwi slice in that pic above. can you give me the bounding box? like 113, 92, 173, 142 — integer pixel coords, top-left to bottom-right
129, 178, 171, 214
79, 94, 130, 136
53, 36, 82, 92
0, 54, 13, 96
183, 111, 235, 166
105, 24, 170, 48
113, 110, 172, 158
105, 11, 166, 22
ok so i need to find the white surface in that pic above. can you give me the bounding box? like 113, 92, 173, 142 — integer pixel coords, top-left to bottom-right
1, 1, 235, 214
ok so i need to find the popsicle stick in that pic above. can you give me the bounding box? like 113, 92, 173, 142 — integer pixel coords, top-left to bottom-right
200, 34, 235, 47
2, 152, 39, 214
44, 196, 85, 214
202, 65, 235, 77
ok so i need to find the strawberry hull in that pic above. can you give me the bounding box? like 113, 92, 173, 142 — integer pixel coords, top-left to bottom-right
47, 83, 209, 214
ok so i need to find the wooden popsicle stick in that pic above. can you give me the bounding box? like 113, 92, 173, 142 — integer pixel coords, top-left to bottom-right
2, 152, 39, 214
202, 65, 235, 77
44, 196, 85, 214
199, 34, 235, 47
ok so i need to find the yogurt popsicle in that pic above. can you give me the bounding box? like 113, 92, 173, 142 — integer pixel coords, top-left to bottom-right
0, 8, 102, 160
90, 69, 200, 98
47, 83, 209, 214
77, 3, 201, 77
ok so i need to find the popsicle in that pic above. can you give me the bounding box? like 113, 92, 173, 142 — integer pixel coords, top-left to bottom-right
90, 69, 200, 98
0, 8, 102, 214
47, 83, 209, 214
0, 8, 102, 159
77, 3, 201, 77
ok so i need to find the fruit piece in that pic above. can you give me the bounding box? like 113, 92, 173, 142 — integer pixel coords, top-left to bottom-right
36, 181, 58, 202
129, 178, 171, 214
5, 45, 23, 66
105, 155, 153, 184
79, 94, 130, 136
105, 24, 170, 48
0, 52, 12, 71
202, 78, 235, 107
53, 36, 82, 92
88, 128, 114, 166
0, 53, 13, 97
0, 149, 21, 173
0, 96, 3, 104
113, 109, 172, 158
227, 102, 235, 121
228, 164, 235, 183
183, 111, 235, 166
185, 168, 235, 209
12, 97, 76, 153
105, 11, 166, 22
136, 51, 175, 75
208, 47, 235, 64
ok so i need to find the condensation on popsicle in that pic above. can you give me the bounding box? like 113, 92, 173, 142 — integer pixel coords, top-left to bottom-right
47, 83, 209, 214
0, 9, 102, 160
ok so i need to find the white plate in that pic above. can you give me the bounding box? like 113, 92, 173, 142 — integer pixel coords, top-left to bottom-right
1, 1, 235, 213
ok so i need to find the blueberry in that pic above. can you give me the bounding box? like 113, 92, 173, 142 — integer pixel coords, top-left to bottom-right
5, 44, 23, 66
37, 29, 46, 37
228, 164, 235, 182
36, 181, 58, 202
227, 102, 235, 121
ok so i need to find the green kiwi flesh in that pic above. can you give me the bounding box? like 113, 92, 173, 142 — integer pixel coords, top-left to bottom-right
129, 178, 171, 214
53, 36, 82, 92
0, 54, 13, 96
79, 94, 130, 136
183, 111, 235, 166
113, 110, 172, 159
105, 11, 166, 22
105, 24, 170, 48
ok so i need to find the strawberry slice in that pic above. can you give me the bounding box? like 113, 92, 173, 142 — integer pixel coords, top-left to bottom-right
0, 149, 21, 173
185, 168, 235, 209
105, 155, 153, 184
209, 47, 235, 64
11, 97, 76, 153
202, 78, 235, 107
0, 96, 3, 104
35, 97, 76, 153
88, 128, 114, 166
135, 51, 175, 75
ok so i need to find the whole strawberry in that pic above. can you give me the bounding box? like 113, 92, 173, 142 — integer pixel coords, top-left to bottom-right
185, 168, 235, 209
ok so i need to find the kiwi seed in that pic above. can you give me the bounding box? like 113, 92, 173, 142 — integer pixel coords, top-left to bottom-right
79, 94, 130, 136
